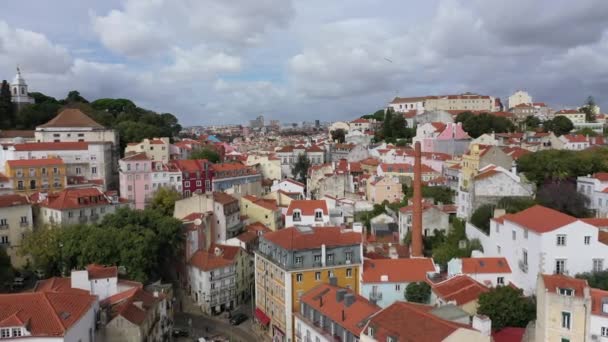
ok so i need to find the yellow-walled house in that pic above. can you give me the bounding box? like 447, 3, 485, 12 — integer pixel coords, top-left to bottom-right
246, 153, 282, 181
0, 194, 33, 268
241, 195, 282, 231
6, 158, 67, 194
460, 144, 512, 190
254, 226, 363, 342
366, 175, 403, 204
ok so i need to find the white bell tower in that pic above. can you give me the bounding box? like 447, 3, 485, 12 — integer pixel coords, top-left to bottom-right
11, 67, 35, 110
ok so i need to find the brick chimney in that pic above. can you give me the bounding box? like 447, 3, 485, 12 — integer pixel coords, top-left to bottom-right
411, 141, 423, 258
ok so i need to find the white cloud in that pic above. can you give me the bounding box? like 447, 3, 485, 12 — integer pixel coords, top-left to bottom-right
162, 46, 242, 81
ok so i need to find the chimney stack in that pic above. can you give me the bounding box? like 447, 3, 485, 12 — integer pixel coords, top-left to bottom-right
411, 142, 423, 258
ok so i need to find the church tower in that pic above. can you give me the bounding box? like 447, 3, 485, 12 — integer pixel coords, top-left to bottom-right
11, 67, 35, 111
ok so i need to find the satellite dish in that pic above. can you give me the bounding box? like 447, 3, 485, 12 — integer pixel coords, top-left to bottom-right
193, 218, 203, 226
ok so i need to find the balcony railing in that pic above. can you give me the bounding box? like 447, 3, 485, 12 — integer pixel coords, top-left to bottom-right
369, 291, 383, 301
518, 260, 528, 273
19, 221, 28, 227
0, 224, 8, 230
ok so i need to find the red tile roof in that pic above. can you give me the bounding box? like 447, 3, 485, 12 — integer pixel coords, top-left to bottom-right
541, 274, 588, 298
7, 157, 64, 168
105, 287, 159, 325
364, 301, 471, 341
591, 288, 608, 316
556, 109, 581, 114
38, 108, 104, 128
286, 200, 328, 215
430, 122, 447, 132
492, 327, 526, 342
461, 257, 511, 274
263, 226, 361, 251
40, 187, 113, 210
189, 244, 241, 271
362, 258, 435, 283
300, 284, 380, 336
243, 195, 279, 211
122, 152, 151, 161
12, 142, 88, 151
495, 205, 577, 233
0, 194, 29, 208
431, 275, 489, 305
562, 134, 588, 143
212, 192, 238, 205
593, 173, 608, 182
0, 130, 35, 138
87, 264, 118, 279
0, 292, 96, 337
171, 159, 210, 172
351, 118, 370, 123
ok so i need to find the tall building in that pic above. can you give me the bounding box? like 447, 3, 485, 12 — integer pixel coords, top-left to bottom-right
9, 67, 35, 111
508, 90, 532, 110
250, 115, 265, 129
254, 226, 363, 342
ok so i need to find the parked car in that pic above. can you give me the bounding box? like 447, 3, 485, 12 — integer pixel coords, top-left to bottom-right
172, 328, 189, 337
229, 313, 248, 326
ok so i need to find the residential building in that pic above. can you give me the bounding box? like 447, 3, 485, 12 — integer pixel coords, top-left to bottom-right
425, 93, 497, 112
241, 195, 283, 231
254, 226, 363, 342
270, 179, 305, 199
447, 257, 512, 288
511, 103, 535, 122
465, 205, 608, 294
555, 109, 586, 124
276, 145, 325, 178
429, 275, 489, 315
508, 90, 532, 110
285, 200, 330, 227
211, 162, 262, 197
399, 202, 454, 239
559, 134, 590, 150
246, 153, 282, 181
535, 274, 590, 342
359, 301, 491, 342
6, 158, 67, 194
388, 96, 426, 113
413, 122, 471, 156
0, 141, 113, 189
459, 144, 513, 190
0, 194, 32, 267
361, 258, 436, 308
365, 176, 403, 204
294, 283, 380, 342
39, 187, 130, 226
377, 162, 440, 182
212, 192, 242, 240
577, 172, 608, 217
170, 159, 214, 197
0, 291, 97, 341
349, 118, 373, 132
188, 244, 251, 315
124, 137, 171, 162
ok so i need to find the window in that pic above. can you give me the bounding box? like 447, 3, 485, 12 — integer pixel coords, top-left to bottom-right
296, 273, 303, 282
602, 327, 608, 337
314, 255, 321, 263
497, 277, 504, 285
314, 210, 323, 221
327, 254, 334, 263
91, 167, 97, 174
584, 236, 591, 245
555, 259, 566, 274
561, 311, 571, 329
497, 245, 501, 254
0, 236, 8, 245
185, 181, 190, 187
11, 328, 21, 337
196, 180, 202, 186
315, 272, 321, 281
345, 251, 352, 261
512, 230, 516, 240
0, 329, 9, 338
0, 219, 7, 226
68, 211, 74, 218
557, 234, 566, 246
295, 256, 303, 265
346, 268, 352, 278
523, 250, 528, 265
20, 216, 27, 223
368, 327, 375, 338
293, 211, 301, 222
395, 284, 400, 291
593, 259, 604, 272
559, 288, 574, 296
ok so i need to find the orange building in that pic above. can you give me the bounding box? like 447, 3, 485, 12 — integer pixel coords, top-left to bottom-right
5, 158, 67, 194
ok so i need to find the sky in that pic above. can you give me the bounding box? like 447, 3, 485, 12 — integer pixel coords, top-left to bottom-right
1, 0, 608, 126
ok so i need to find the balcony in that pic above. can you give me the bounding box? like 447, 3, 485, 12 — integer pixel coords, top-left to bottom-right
369, 291, 383, 301
0, 224, 8, 230
19, 221, 28, 227
518, 260, 528, 273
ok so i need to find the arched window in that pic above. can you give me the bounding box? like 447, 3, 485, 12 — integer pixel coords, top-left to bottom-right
21, 87, 25, 95
12, 88, 16, 95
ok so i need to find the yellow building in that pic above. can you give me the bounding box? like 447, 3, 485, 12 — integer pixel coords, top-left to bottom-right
241, 195, 282, 231
555, 109, 586, 124
6, 158, 67, 194
535, 274, 590, 342
246, 153, 282, 181
0, 194, 33, 268
254, 226, 363, 342
365, 175, 403, 204
460, 144, 512, 189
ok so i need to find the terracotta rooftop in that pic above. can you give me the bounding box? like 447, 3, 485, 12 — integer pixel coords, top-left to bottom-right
122, 152, 151, 161
286, 200, 329, 215
494, 205, 578, 234
0, 292, 96, 337
37, 108, 104, 129
86, 264, 118, 279
212, 192, 238, 205
12, 142, 88, 151
300, 284, 380, 336
263, 226, 361, 251
0, 194, 29, 208
0, 130, 35, 138
40, 187, 114, 210
189, 244, 241, 271
362, 258, 435, 283
431, 275, 489, 305
363, 301, 472, 341
243, 195, 279, 211
461, 257, 511, 274
541, 274, 588, 298
7, 157, 64, 168
591, 288, 608, 316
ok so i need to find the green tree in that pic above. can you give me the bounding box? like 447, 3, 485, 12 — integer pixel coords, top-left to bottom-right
292, 153, 311, 184
477, 286, 536, 331
497, 197, 536, 213
405, 282, 431, 303
576, 270, 608, 290
391, 113, 407, 139
523, 115, 541, 130
544, 116, 574, 136
470, 204, 495, 233
65, 90, 89, 103
536, 181, 592, 218
0, 80, 15, 129
190, 147, 220, 163
406, 186, 454, 204
0, 247, 14, 291
148, 187, 182, 216
431, 218, 482, 267
382, 108, 394, 139
331, 129, 346, 143
455, 112, 515, 138
580, 96, 597, 122
575, 127, 598, 137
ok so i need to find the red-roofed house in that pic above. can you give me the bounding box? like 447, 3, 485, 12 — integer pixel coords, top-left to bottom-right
559, 134, 590, 150
295, 283, 381, 341
276, 144, 325, 178
241, 194, 282, 231
468, 205, 608, 294
285, 199, 330, 226
577, 173, 608, 217
359, 301, 490, 342
170, 159, 214, 197
39, 187, 130, 226
430, 275, 489, 315
399, 201, 454, 239
270, 178, 305, 199
211, 162, 262, 196
0, 194, 32, 267
349, 118, 372, 132
5, 157, 67, 195
361, 258, 436, 308
124, 137, 171, 162
447, 257, 513, 287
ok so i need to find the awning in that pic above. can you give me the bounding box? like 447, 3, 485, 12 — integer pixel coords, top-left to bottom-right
255, 308, 271, 326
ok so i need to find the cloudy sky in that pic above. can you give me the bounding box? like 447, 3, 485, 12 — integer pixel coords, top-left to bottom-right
1, 0, 608, 126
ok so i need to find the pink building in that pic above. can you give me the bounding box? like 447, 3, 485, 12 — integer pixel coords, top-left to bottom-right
414, 122, 471, 156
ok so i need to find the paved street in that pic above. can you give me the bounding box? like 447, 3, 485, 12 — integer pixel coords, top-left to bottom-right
174, 288, 266, 342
